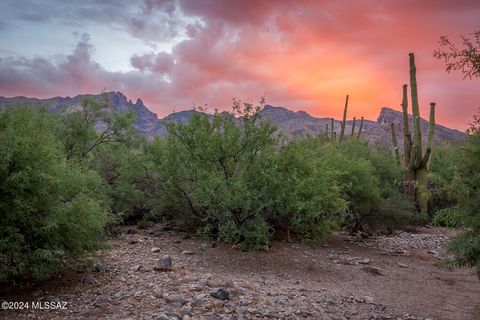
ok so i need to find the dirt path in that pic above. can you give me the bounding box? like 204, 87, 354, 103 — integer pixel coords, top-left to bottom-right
2, 226, 479, 319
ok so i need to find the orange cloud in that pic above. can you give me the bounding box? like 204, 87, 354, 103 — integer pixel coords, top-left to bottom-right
0, 0, 478, 130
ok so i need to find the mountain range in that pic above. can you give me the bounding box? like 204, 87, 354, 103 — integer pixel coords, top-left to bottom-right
0, 91, 466, 150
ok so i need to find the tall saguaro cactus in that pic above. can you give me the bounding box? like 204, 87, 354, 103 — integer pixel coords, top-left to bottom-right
357, 117, 364, 139
391, 53, 436, 214
331, 118, 334, 140
350, 117, 356, 138
340, 94, 349, 140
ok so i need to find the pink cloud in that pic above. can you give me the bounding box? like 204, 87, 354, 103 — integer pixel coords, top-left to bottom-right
0, 1, 479, 130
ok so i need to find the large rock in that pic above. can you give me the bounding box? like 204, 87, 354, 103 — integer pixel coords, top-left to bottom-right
154, 255, 172, 271
210, 288, 230, 300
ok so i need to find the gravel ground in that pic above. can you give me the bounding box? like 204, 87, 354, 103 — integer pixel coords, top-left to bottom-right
1, 226, 479, 320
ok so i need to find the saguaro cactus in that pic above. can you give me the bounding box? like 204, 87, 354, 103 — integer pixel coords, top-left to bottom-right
340, 94, 349, 140
357, 117, 364, 139
331, 118, 334, 140
392, 53, 436, 214
350, 117, 356, 138
390, 123, 400, 164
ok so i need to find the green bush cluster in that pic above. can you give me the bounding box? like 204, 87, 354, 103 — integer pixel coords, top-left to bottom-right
0, 97, 426, 282
448, 129, 480, 277
146, 102, 411, 249
147, 102, 280, 250
426, 110, 480, 278
0, 108, 110, 282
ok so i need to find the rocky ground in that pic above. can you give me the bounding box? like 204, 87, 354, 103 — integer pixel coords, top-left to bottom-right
2, 226, 479, 320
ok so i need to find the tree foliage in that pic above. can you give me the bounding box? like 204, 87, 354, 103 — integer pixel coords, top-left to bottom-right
434, 31, 480, 79
448, 111, 480, 277
149, 100, 279, 250
0, 108, 110, 282
60, 96, 136, 161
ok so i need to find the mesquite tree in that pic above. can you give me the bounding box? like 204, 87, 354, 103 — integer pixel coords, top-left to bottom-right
391, 53, 436, 214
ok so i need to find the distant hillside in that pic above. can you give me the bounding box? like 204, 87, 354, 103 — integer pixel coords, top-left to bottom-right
0, 92, 166, 137
0, 92, 466, 148
371, 107, 466, 149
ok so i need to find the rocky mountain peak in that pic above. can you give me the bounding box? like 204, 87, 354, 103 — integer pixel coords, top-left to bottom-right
377, 107, 403, 127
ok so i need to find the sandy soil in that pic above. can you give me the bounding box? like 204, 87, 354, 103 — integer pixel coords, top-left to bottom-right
1, 226, 479, 320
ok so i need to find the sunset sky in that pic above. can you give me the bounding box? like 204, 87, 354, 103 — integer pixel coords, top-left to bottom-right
0, 0, 479, 130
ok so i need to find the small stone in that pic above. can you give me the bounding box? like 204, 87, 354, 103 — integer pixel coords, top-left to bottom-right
182, 250, 194, 255
155, 255, 172, 271
196, 277, 209, 290
211, 288, 230, 300
95, 262, 107, 272
398, 263, 408, 268
357, 258, 371, 265
151, 247, 161, 253
173, 240, 182, 244
364, 296, 375, 304
149, 229, 162, 237
132, 264, 143, 272
128, 239, 138, 244
192, 294, 207, 306
164, 294, 186, 306
180, 305, 191, 316
82, 274, 96, 285
94, 296, 109, 308
328, 252, 340, 262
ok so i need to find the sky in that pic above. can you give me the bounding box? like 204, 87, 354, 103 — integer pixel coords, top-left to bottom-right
0, 0, 479, 130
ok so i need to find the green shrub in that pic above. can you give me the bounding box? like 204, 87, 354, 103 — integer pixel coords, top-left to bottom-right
366, 193, 426, 234
0, 108, 110, 282
432, 207, 465, 228
153, 101, 277, 249
91, 140, 154, 224
218, 217, 271, 251
267, 139, 347, 242
429, 146, 459, 214
448, 124, 480, 277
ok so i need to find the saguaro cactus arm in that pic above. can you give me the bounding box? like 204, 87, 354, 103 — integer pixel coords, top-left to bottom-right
340, 94, 349, 140
401, 84, 412, 166
390, 123, 401, 164
407, 144, 418, 171
421, 102, 436, 167
412, 116, 423, 168
409, 53, 423, 154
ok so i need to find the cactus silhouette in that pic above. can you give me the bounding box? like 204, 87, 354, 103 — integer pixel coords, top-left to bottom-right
390, 53, 436, 214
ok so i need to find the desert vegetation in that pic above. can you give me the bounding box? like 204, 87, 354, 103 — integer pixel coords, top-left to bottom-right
1, 52, 479, 288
